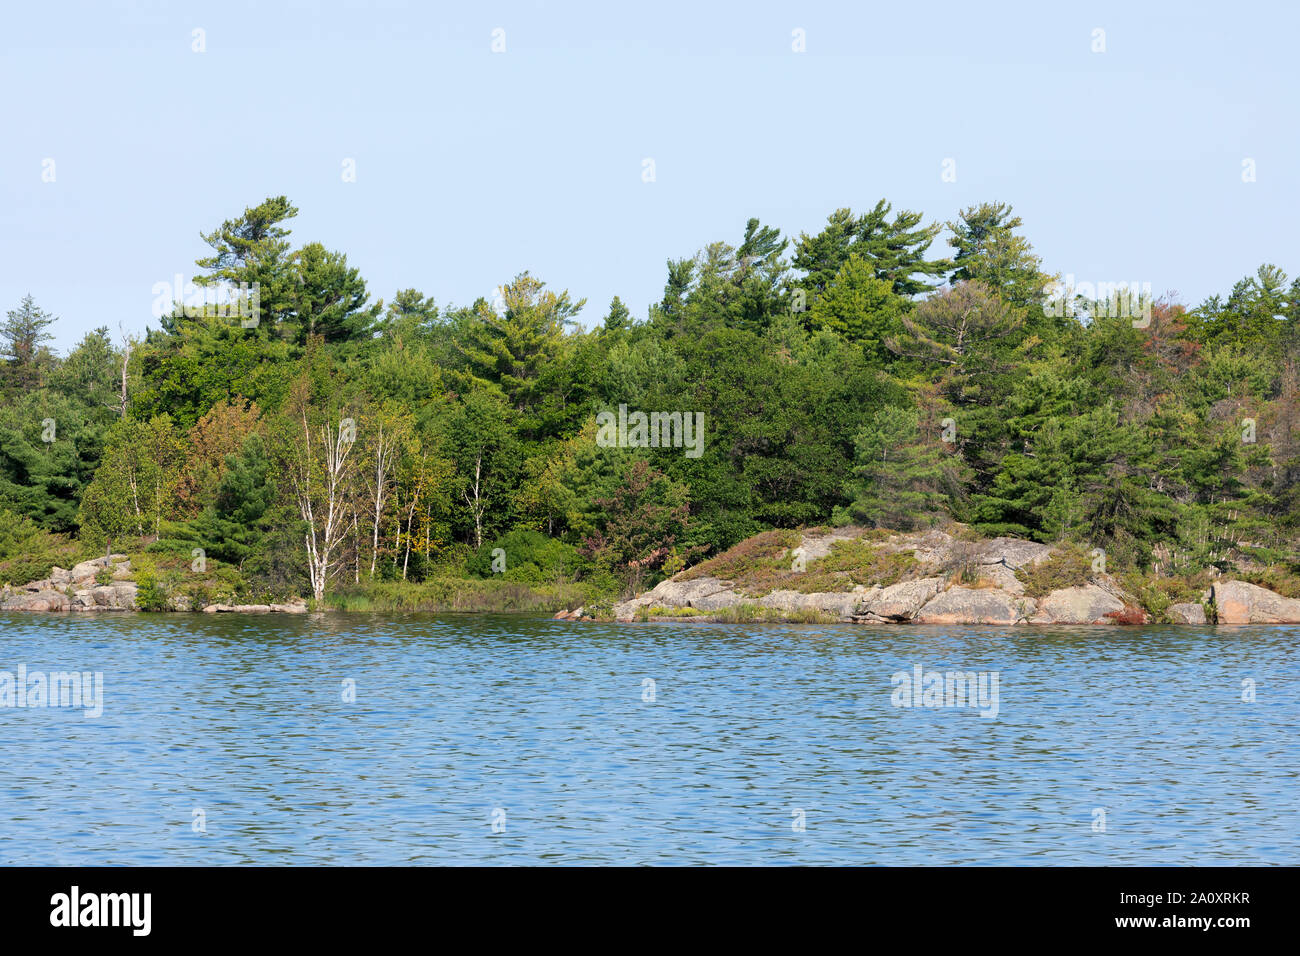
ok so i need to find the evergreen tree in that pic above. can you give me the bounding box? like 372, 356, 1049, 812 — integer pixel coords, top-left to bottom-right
807, 254, 907, 363
947, 202, 1047, 310
1, 294, 57, 389
835, 405, 952, 530
793, 200, 949, 301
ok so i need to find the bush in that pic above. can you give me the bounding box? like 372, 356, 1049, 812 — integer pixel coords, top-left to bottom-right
134, 569, 169, 612
1016, 544, 1094, 597
466, 529, 587, 584
0, 508, 76, 586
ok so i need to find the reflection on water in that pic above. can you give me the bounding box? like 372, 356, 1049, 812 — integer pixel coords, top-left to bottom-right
0, 612, 1296, 864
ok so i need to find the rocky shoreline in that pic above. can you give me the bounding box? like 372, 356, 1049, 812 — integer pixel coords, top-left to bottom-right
605, 529, 1300, 625
0, 555, 307, 614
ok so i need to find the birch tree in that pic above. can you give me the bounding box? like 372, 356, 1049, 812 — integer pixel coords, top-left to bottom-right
283, 379, 358, 602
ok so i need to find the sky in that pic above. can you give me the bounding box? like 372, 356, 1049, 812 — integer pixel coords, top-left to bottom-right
2, 0, 1297, 350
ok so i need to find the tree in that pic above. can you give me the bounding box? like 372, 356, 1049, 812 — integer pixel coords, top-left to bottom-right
278, 375, 359, 602
442, 389, 519, 550
454, 272, 584, 414
194, 195, 300, 334
580, 458, 693, 592
834, 405, 953, 530
78, 416, 186, 546
648, 219, 790, 337
176, 399, 263, 515
793, 201, 949, 300
886, 281, 1024, 400
290, 242, 382, 343
182, 433, 276, 568
357, 403, 411, 577
601, 296, 632, 336
807, 254, 908, 363
382, 288, 439, 339
2, 295, 57, 389
947, 202, 1047, 311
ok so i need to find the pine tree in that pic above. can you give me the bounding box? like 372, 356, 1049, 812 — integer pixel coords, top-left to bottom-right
806, 255, 907, 364
454, 273, 584, 412
194, 196, 300, 334
793, 200, 949, 301
1, 294, 57, 388
835, 405, 951, 530
947, 202, 1047, 310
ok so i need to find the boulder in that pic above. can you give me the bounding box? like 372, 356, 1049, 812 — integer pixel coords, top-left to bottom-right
858, 577, 944, 622
645, 576, 735, 609
612, 597, 652, 622
612, 575, 745, 615
1029, 585, 1125, 624
916, 587, 1034, 625
1167, 602, 1207, 625
758, 590, 860, 618
85, 583, 136, 610
69, 555, 129, 585
11, 589, 70, 612
1212, 580, 1300, 624
976, 563, 1025, 594
978, 537, 1053, 570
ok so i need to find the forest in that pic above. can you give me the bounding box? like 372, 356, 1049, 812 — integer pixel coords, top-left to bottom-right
1, 195, 1297, 611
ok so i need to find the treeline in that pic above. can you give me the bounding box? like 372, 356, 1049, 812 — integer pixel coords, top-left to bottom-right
2, 196, 1298, 601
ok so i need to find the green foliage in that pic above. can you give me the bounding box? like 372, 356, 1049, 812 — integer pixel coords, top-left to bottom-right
807, 255, 907, 363
1015, 544, 1095, 597
9, 194, 1300, 608
2, 294, 57, 389
132, 558, 169, 612
468, 529, 585, 584
0, 507, 75, 585
835, 405, 953, 531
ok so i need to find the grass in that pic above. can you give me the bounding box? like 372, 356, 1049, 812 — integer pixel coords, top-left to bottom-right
1015, 544, 1095, 597
677, 529, 803, 585
675, 530, 917, 597
785, 539, 919, 593
323, 577, 610, 613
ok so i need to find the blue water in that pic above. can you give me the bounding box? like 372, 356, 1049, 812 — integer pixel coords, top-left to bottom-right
0, 612, 1296, 865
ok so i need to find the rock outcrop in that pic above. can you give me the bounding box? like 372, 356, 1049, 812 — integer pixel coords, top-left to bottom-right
858, 577, 944, 622
1211, 580, 1300, 624
759, 589, 861, 618
1, 554, 311, 614
600, 528, 1300, 626
1166, 602, 1207, 624
201, 601, 309, 614
1, 556, 139, 611
1028, 585, 1125, 624
915, 587, 1034, 625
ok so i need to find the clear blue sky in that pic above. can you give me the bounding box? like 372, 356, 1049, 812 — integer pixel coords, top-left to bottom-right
3, 0, 1297, 349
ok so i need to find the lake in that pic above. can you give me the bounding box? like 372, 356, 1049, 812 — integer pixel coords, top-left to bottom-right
1, 612, 1296, 865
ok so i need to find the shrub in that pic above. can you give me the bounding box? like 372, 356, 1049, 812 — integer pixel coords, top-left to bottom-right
1104, 604, 1148, 625
134, 569, 169, 612
466, 529, 587, 584
0, 508, 76, 586
1016, 544, 1093, 597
